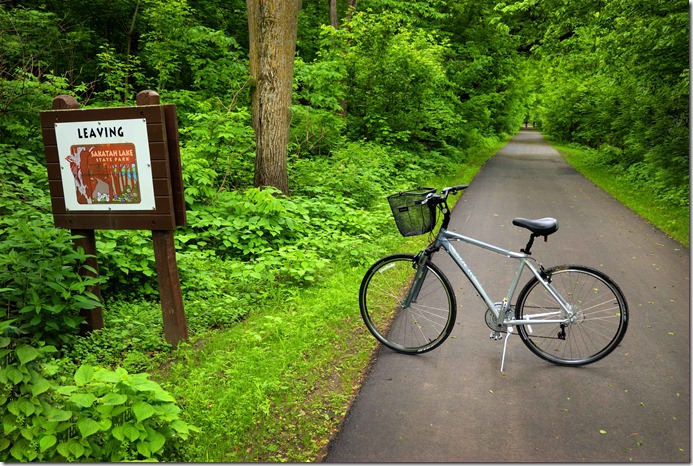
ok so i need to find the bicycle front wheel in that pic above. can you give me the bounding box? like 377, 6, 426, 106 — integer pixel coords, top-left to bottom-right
359, 254, 456, 354
515, 265, 628, 366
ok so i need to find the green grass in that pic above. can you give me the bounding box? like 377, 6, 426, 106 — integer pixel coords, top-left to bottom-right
158, 267, 376, 461
151, 138, 507, 462
549, 140, 689, 248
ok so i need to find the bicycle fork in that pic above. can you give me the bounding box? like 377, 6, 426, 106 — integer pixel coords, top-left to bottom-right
402, 252, 432, 307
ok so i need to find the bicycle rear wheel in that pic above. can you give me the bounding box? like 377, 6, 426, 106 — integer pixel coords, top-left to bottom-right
359, 254, 456, 354
515, 265, 628, 366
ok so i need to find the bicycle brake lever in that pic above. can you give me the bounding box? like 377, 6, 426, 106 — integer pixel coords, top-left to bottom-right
419, 192, 436, 205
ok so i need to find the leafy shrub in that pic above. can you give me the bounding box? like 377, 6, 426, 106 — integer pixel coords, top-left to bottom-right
291, 52, 348, 157
343, 11, 460, 146
92, 45, 147, 105
289, 192, 394, 266
178, 101, 256, 205
0, 334, 196, 462
0, 219, 103, 347
0, 145, 50, 212
290, 141, 455, 207
67, 300, 169, 371
181, 187, 305, 261
94, 230, 159, 298
289, 105, 346, 158
0, 331, 62, 462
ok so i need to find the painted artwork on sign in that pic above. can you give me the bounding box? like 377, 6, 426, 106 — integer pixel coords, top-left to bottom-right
66, 143, 141, 205
55, 119, 156, 211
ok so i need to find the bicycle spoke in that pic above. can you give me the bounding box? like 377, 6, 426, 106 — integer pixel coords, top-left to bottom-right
360, 255, 456, 354
516, 265, 628, 366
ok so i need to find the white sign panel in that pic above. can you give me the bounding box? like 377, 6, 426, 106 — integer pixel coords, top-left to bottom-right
55, 118, 156, 211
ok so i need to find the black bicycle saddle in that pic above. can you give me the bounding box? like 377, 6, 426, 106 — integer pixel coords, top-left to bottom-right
512, 217, 559, 237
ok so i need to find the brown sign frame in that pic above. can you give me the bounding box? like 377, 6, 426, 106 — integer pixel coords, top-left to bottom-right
40, 104, 186, 230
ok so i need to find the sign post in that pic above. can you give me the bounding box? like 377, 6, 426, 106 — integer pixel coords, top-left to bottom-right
40, 91, 188, 347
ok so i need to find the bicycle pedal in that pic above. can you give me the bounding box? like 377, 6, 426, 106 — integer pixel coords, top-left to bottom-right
489, 332, 503, 341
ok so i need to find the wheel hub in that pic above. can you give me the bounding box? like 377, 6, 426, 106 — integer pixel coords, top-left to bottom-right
568, 306, 585, 325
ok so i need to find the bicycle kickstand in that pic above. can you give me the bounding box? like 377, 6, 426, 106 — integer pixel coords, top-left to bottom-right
500, 326, 514, 373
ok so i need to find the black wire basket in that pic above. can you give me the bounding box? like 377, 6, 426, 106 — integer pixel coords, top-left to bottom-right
387, 188, 437, 237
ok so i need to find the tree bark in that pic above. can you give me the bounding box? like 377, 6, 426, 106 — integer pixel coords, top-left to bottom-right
329, 0, 338, 29
247, 0, 301, 195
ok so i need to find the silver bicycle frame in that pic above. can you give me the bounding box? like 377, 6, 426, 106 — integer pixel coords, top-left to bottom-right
431, 227, 573, 326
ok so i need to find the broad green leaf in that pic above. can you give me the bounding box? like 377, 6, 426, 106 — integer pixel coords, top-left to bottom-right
129, 377, 160, 392
100, 392, 128, 405
57, 442, 71, 458
3, 416, 19, 434
110, 405, 129, 417
147, 430, 166, 453
16, 344, 39, 365
39, 434, 57, 452
0, 437, 10, 451
112, 425, 125, 441
17, 398, 36, 416
170, 419, 190, 435
67, 439, 85, 458
132, 401, 155, 422
56, 385, 78, 395
74, 364, 94, 385
93, 369, 121, 384
6, 366, 23, 385
152, 390, 176, 402
21, 426, 34, 440
98, 418, 113, 431
69, 392, 97, 408
10, 438, 29, 460
96, 404, 114, 415
154, 403, 181, 417
123, 422, 141, 442
45, 407, 73, 422
31, 377, 51, 397
137, 440, 152, 457
77, 417, 101, 438
40, 345, 58, 354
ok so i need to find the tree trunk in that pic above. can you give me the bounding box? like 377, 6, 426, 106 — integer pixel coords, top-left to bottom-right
247, 0, 301, 195
329, 0, 338, 29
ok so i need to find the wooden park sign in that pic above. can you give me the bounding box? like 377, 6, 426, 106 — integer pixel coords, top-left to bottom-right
40, 90, 188, 347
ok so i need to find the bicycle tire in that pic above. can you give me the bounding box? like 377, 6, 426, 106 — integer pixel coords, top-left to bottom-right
515, 264, 628, 366
359, 254, 456, 354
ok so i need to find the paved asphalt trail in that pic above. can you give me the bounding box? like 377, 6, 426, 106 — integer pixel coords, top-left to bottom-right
324, 129, 689, 462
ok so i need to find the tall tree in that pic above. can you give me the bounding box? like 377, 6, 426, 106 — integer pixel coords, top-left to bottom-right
247, 0, 301, 194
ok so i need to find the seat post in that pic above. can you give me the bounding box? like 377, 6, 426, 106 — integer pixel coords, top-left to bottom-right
521, 234, 536, 255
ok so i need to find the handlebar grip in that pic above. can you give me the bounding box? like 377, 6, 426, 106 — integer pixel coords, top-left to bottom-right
446, 184, 469, 195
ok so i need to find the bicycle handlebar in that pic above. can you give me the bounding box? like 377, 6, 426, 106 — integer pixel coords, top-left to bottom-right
421, 184, 469, 205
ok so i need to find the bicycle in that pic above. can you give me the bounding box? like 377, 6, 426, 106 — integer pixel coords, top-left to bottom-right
359, 185, 628, 370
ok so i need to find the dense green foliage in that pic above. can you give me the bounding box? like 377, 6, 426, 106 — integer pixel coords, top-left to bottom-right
501, 0, 689, 206
0, 0, 687, 461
